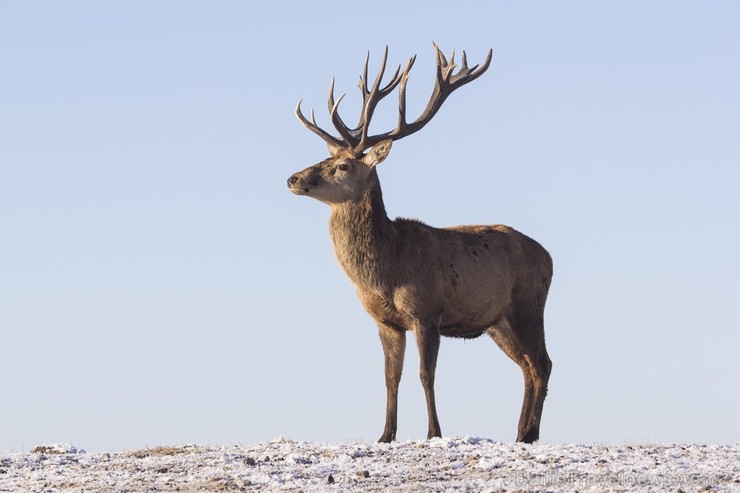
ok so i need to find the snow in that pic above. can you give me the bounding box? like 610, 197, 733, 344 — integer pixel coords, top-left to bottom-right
1, 437, 738, 492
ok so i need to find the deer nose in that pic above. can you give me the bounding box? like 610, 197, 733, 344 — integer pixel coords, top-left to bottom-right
287, 174, 299, 187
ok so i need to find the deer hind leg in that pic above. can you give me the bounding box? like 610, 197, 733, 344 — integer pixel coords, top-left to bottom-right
522, 347, 551, 443
413, 319, 442, 439
487, 316, 551, 443
377, 323, 406, 443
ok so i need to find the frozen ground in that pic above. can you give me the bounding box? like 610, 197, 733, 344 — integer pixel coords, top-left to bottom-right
0, 437, 738, 492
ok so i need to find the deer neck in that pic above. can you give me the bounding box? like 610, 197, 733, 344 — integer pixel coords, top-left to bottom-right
328, 171, 395, 290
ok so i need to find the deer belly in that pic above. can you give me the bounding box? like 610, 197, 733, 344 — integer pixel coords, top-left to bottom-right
439, 323, 489, 339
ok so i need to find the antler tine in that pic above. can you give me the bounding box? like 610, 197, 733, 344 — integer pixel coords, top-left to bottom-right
326, 78, 359, 147
369, 46, 404, 95
361, 50, 370, 94
295, 100, 345, 149
371, 46, 389, 93
380, 65, 402, 94
397, 55, 417, 129
329, 93, 359, 145
433, 42, 446, 67
442, 46, 459, 81
327, 78, 336, 112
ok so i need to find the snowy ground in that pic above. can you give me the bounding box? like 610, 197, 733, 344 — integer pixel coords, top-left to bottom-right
0, 438, 737, 492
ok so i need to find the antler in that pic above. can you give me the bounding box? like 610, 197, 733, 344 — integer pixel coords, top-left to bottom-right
295, 44, 493, 156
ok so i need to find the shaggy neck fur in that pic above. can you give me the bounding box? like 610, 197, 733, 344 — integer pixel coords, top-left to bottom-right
328, 170, 395, 291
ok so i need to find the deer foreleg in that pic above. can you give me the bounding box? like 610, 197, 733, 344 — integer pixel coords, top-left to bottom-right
377, 323, 406, 443
414, 320, 442, 440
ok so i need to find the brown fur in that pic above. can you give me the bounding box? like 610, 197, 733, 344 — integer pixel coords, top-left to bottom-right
288, 147, 553, 443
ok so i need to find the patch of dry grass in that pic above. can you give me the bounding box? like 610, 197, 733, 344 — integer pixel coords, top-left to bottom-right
126, 445, 199, 459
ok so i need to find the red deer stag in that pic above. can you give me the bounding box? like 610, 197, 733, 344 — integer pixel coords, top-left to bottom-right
287, 44, 553, 443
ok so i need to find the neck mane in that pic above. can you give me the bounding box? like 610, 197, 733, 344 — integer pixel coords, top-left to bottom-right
328, 170, 395, 290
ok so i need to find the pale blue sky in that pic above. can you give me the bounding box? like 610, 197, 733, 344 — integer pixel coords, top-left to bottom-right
1, 1, 738, 452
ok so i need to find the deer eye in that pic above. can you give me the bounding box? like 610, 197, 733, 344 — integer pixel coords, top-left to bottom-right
337, 163, 350, 171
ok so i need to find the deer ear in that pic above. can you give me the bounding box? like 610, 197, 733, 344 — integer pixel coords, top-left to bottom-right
362, 139, 393, 167
327, 141, 343, 156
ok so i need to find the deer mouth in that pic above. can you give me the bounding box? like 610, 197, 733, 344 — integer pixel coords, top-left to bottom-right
289, 186, 309, 195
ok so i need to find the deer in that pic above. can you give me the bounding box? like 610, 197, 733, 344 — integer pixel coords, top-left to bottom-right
287, 44, 553, 444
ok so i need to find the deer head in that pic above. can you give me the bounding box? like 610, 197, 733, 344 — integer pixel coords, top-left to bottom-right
287, 141, 393, 204
287, 44, 492, 205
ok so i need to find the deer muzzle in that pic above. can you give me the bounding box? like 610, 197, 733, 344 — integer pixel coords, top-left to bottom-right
287, 173, 309, 195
